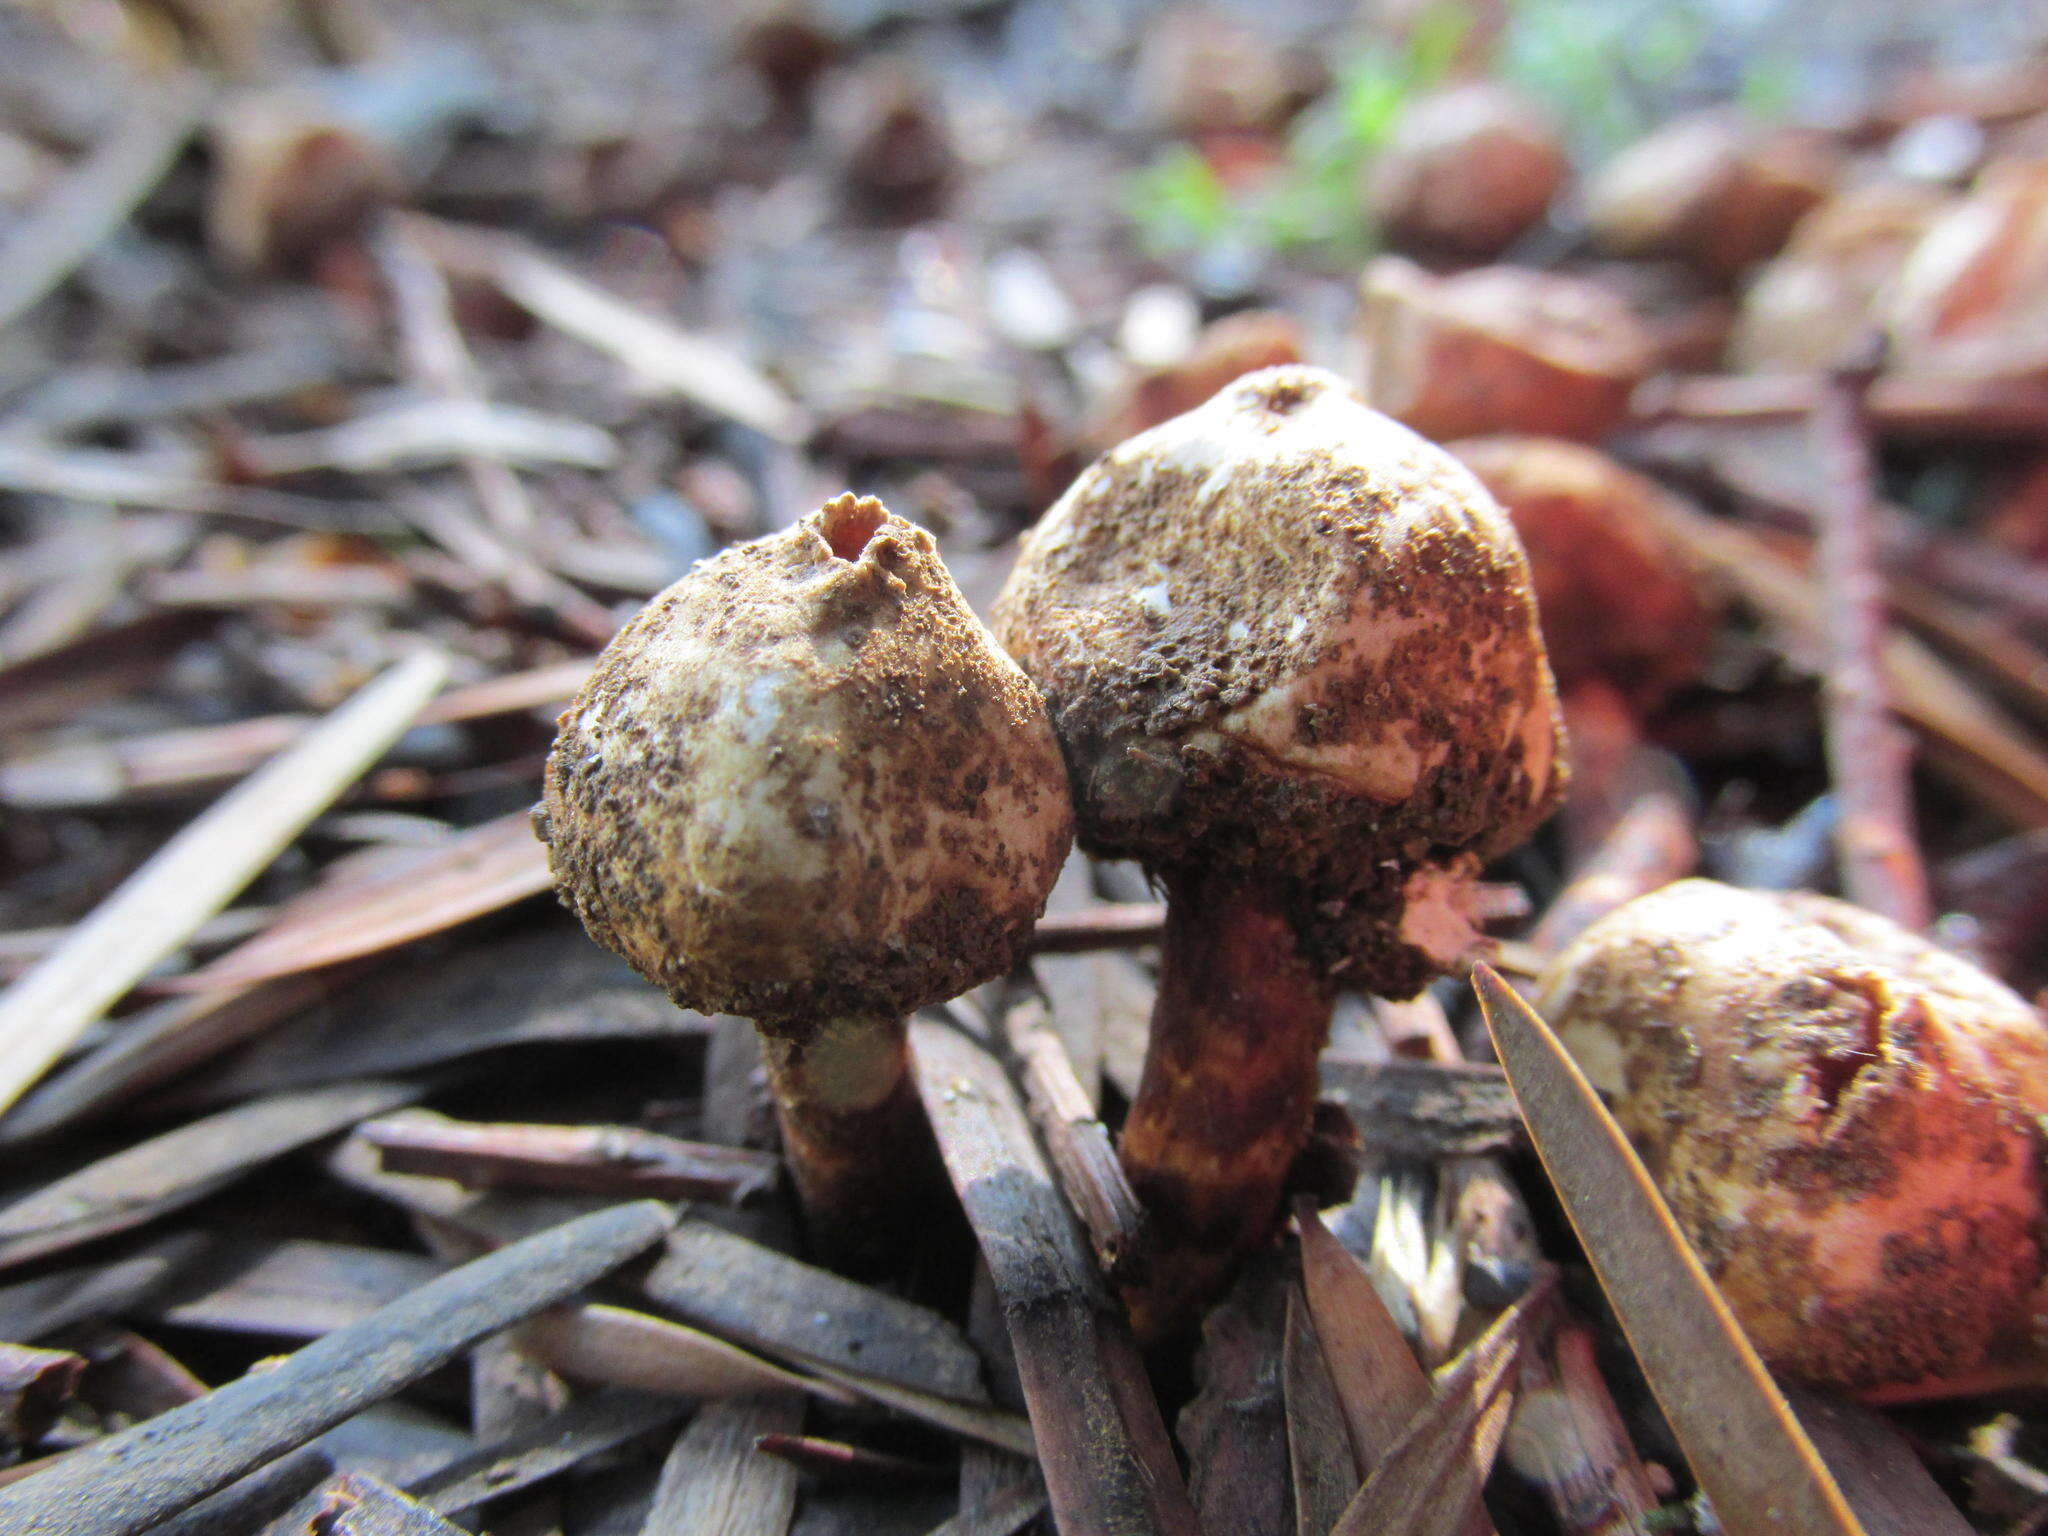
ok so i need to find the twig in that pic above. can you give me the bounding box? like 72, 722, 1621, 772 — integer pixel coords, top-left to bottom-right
0, 1200, 674, 1536
1021, 902, 1165, 954
364, 1114, 780, 1204
0, 650, 446, 1116
1527, 787, 1697, 958
402, 214, 807, 442
908, 1016, 1200, 1536
0, 75, 208, 332
753, 1433, 952, 1484
1636, 371, 2048, 443
1812, 368, 1930, 928
374, 217, 538, 537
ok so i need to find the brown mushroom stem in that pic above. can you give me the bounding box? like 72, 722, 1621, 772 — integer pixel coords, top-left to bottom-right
761, 1016, 937, 1263
1117, 874, 1334, 1344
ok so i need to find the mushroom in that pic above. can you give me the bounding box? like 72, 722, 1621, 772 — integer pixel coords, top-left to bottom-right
539, 493, 1074, 1257
1091, 308, 1304, 448
1356, 257, 1656, 443
1583, 113, 1840, 283
1447, 437, 1721, 717
1728, 181, 1952, 372
1538, 878, 2048, 1389
1368, 82, 1567, 260
1887, 159, 2048, 380
993, 365, 1565, 1337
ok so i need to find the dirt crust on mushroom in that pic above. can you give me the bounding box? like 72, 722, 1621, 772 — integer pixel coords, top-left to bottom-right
539, 493, 1074, 1033
1539, 878, 2048, 1389
994, 365, 1564, 995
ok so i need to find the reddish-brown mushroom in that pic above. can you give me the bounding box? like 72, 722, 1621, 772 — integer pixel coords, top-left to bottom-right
1540, 878, 2048, 1390
994, 366, 1564, 1338
1584, 113, 1840, 283
1357, 257, 1656, 443
540, 493, 1073, 1257
1369, 82, 1567, 260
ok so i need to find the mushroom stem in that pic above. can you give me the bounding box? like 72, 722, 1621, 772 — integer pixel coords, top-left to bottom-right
761, 1015, 937, 1264
1118, 874, 1334, 1343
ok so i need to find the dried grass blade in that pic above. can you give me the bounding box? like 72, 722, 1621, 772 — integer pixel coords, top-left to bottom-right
512, 1302, 851, 1405
0, 649, 448, 1114
1470, 966, 1866, 1536
404, 215, 806, 442
172, 810, 550, 991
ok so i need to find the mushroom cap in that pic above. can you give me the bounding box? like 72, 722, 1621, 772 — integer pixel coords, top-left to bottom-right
1369, 82, 1567, 260
540, 494, 1074, 1033
1448, 436, 1722, 710
1539, 878, 2048, 1388
1584, 113, 1839, 281
993, 365, 1564, 995
1357, 257, 1655, 443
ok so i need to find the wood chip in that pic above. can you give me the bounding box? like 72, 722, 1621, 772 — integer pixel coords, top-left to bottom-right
636, 1395, 803, 1536
0, 1079, 421, 1272
172, 811, 552, 992
0, 1199, 673, 1536
0, 649, 448, 1116
645, 1218, 986, 1404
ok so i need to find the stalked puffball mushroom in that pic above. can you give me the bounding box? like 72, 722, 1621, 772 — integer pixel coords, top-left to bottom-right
1369, 83, 1567, 260
1539, 878, 2048, 1390
1583, 113, 1839, 283
994, 365, 1565, 1338
1448, 436, 1721, 716
540, 493, 1073, 1257
1357, 257, 1656, 444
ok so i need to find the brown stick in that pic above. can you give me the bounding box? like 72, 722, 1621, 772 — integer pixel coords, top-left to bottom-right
1117, 873, 1333, 1344
363, 1115, 780, 1204
1636, 371, 2048, 443
1812, 370, 1931, 929
909, 1017, 1199, 1536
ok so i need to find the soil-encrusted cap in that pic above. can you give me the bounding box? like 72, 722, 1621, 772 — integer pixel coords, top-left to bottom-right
1539, 877, 2048, 1389
539, 493, 1074, 1034
993, 364, 1564, 996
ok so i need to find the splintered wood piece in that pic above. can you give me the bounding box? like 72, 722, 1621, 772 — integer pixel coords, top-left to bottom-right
637, 1395, 803, 1536
75, 1329, 206, 1421
403, 215, 806, 442
753, 1434, 952, 1485
645, 1218, 986, 1404
172, 927, 695, 1107
0, 75, 208, 331
363, 1114, 780, 1204
0, 972, 338, 1147
909, 1016, 1199, 1536
1649, 494, 2048, 826
922, 1476, 1048, 1536
0, 659, 591, 810
173, 811, 552, 992
1811, 371, 1930, 929
1786, 1391, 1974, 1536
1328, 1274, 1554, 1536
1315, 1059, 1522, 1162
1180, 1254, 1291, 1536
997, 996, 1141, 1273
0, 1235, 210, 1342
1022, 903, 1167, 954
0, 1342, 83, 1444
1470, 968, 1865, 1536
1283, 1283, 1360, 1536
142, 1447, 337, 1536
407, 1390, 685, 1520
279, 1473, 472, 1535
1295, 1203, 1438, 1475
0, 649, 448, 1116
0, 1200, 673, 1536
153, 1237, 439, 1340
512, 1302, 851, 1405
0, 1079, 421, 1272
